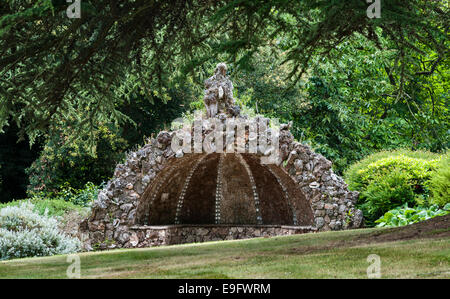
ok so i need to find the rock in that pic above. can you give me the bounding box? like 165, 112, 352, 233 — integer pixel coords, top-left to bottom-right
134, 181, 145, 194
127, 209, 136, 221
294, 159, 303, 172
128, 190, 140, 201
129, 233, 139, 247
120, 203, 133, 213
197, 228, 209, 236
309, 182, 320, 189
84, 243, 93, 252
157, 131, 172, 147
142, 173, 153, 186
98, 191, 109, 202
313, 202, 324, 209
352, 209, 364, 228
324, 203, 334, 210
314, 210, 325, 217
315, 217, 325, 228
280, 121, 292, 131
113, 219, 120, 228
227, 105, 241, 117
329, 220, 336, 230
118, 232, 130, 244
93, 198, 108, 209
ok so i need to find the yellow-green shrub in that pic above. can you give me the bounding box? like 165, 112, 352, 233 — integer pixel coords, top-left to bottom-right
344, 150, 442, 226
429, 153, 450, 207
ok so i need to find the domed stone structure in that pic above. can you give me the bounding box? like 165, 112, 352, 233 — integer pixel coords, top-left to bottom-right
80, 64, 363, 250
134, 152, 314, 227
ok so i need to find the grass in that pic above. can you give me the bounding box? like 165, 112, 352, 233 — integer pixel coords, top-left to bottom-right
1, 227, 449, 279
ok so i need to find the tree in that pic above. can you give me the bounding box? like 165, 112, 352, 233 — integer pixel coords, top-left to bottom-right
234, 31, 448, 173
26, 89, 189, 195
0, 0, 217, 144
0, 124, 41, 202
0, 0, 447, 146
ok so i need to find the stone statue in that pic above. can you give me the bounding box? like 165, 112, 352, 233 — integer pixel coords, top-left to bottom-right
204, 63, 238, 118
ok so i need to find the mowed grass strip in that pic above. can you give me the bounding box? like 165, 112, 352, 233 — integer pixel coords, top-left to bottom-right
0, 227, 449, 279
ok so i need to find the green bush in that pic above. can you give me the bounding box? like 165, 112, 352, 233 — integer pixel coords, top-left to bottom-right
428, 153, 450, 207
56, 182, 99, 207
0, 197, 83, 217
0, 182, 98, 216
26, 125, 127, 194
375, 204, 450, 228
360, 169, 416, 223
28, 182, 99, 208
344, 150, 442, 226
345, 149, 441, 190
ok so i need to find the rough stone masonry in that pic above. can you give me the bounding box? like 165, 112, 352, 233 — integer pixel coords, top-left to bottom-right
79, 63, 363, 250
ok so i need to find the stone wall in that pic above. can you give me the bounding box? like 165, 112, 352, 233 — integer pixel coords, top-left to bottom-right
127, 225, 317, 248
284, 142, 363, 231
79, 120, 363, 251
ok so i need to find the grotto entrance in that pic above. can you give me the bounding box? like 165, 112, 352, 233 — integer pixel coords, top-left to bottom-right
134, 153, 314, 226
80, 63, 363, 250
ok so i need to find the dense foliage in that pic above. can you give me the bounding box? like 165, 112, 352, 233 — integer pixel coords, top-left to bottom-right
0, 202, 80, 260
0, 0, 448, 144
26, 126, 127, 193
0, 1, 448, 224
23, 92, 187, 196
375, 204, 450, 228
429, 153, 450, 206
0, 196, 85, 217
233, 29, 448, 173
345, 150, 443, 225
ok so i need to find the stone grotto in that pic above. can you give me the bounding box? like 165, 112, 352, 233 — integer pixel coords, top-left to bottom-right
79, 63, 363, 250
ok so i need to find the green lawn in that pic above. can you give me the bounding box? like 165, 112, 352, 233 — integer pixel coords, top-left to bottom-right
1, 227, 449, 279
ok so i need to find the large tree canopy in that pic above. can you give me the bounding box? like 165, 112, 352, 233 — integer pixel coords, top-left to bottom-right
0, 0, 448, 144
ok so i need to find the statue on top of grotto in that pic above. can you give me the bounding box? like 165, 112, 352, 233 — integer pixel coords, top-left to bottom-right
203, 62, 240, 118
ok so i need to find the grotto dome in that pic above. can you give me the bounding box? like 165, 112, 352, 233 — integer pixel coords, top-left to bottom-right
80, 63, 363, 250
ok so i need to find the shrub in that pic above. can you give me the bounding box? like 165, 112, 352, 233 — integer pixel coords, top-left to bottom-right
345, 149, 441, 191
428, 153, 450, 207
26, 125, 127, 194
28, 182, 99, 208
360, 169, 417, 223
0, 202, 81, 260
0, 198, 84, 217
344, 150, 442, 226
57, 182, 99, 207
375, 204, 450, 228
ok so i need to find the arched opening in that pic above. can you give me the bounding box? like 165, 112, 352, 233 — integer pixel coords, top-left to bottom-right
134, 153, 314, 226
